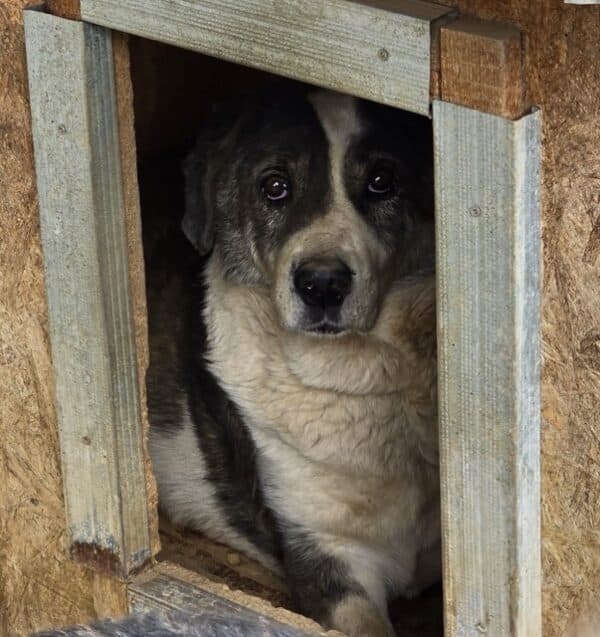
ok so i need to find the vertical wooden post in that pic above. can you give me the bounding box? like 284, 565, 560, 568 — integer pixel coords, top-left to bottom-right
24, 9, 152, 578
433, 97, 542, 637
435, 20, 542, 636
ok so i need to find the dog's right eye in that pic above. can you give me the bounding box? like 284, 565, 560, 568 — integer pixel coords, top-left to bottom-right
261, 174, 291, 202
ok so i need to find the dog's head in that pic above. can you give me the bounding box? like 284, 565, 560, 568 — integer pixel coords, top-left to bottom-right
183, 87, 434, 335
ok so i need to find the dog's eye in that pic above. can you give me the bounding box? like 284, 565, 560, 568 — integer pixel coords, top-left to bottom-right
261, 174, 291, 202
367, 166, 394, 196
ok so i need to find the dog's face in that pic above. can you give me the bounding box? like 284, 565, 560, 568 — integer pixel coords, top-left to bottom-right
183, 87, 434, 335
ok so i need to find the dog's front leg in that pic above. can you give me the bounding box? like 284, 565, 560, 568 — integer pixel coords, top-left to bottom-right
282, 529, 395, 637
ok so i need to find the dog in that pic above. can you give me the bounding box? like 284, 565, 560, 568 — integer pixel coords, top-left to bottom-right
146, 86, 439, 637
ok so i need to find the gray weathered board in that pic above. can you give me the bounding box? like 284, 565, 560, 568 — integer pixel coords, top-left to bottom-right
24, 9, 151, 576
433, 101, 541, 637
79, 0, 453, 117
32, 611, 314, 637
129, 573, 307, 633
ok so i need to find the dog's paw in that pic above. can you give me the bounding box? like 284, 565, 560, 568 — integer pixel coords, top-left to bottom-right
329, 594, 395, 637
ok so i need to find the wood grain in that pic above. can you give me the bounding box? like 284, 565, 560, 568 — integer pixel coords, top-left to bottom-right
440, 16, 525, 118
130, 562, 336, 636
46, 0, 81, 19
79, 0, 453, 116
112, 30, 161, 561
434, 101, 542, 637
24, 9, 152, 577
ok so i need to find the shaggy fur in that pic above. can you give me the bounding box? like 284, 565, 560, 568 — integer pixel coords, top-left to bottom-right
146, 86, 439, 637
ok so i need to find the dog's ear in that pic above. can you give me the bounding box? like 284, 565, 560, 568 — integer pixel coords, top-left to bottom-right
181, 102, 242, 255
182, 143, 215, 255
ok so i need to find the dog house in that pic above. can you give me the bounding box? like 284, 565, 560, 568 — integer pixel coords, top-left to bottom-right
1, 0, 598, 635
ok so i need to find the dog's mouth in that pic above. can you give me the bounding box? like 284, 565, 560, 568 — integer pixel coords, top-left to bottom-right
305, 321, 345, 336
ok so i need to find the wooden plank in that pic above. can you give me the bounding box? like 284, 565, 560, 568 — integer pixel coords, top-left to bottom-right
129, 562, 332, 636
79, 0, 453, 116
112, 29, 161, 559
24, 9, 152, 577
440, 17, 525, 119
433, 100, 542, 637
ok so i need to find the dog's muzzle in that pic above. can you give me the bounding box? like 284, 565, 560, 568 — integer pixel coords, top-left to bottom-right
292, 258, 353, 332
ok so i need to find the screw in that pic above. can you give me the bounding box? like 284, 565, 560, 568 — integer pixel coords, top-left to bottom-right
57, 124, 67, 134
469, 206, 482, 217
378, 48, 389, 61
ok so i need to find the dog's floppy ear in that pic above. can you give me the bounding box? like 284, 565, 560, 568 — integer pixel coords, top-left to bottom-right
181, 101, 242, 255
182, 143, 215, 255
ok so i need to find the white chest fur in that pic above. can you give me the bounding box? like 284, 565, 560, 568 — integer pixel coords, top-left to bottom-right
203, 257, 439, 598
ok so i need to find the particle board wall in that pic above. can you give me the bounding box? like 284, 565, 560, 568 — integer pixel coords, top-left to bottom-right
440, 2, 600, 635
0, 2, 153, 634
0, 1, 96, 633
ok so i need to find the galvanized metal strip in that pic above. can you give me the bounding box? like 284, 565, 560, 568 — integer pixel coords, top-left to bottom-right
433, 100, 542, 637
24, 9, 151, 576
79, 0, 453, 116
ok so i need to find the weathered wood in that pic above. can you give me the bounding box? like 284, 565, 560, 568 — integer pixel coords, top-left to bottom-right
32, 608, 318, 637
440, 17, 525, 118
433, 101, 542, 637
92, 573, 128, 619
130, 562, 335, 636
24, 9, 152, 577
112, 30, 161, 560
79, 0, 453, 116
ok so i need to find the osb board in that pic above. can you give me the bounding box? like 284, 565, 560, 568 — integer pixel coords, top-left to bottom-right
0, 0, 94, 633
438, 2, 600, 635
0, 3, 152, 634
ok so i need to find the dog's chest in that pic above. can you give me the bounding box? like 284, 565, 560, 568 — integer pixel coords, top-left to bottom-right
203, 275, 438, 556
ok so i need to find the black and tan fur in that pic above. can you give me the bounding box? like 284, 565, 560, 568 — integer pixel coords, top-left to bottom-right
146, 86, 439, 637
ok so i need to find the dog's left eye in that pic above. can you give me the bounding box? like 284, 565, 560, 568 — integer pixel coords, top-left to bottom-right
261, 174, 291, 202
367, 166, 394, 196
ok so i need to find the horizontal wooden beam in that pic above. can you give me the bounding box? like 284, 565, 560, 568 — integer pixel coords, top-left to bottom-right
78, 0, 453, 116
433, 100, 542, 637
24, 8, 152, 577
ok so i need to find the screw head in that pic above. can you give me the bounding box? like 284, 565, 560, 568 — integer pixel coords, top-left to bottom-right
469, 206, 482, 217
378, 48, 389, 61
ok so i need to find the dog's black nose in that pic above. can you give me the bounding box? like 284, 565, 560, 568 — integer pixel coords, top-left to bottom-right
294, 259, 352, 308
